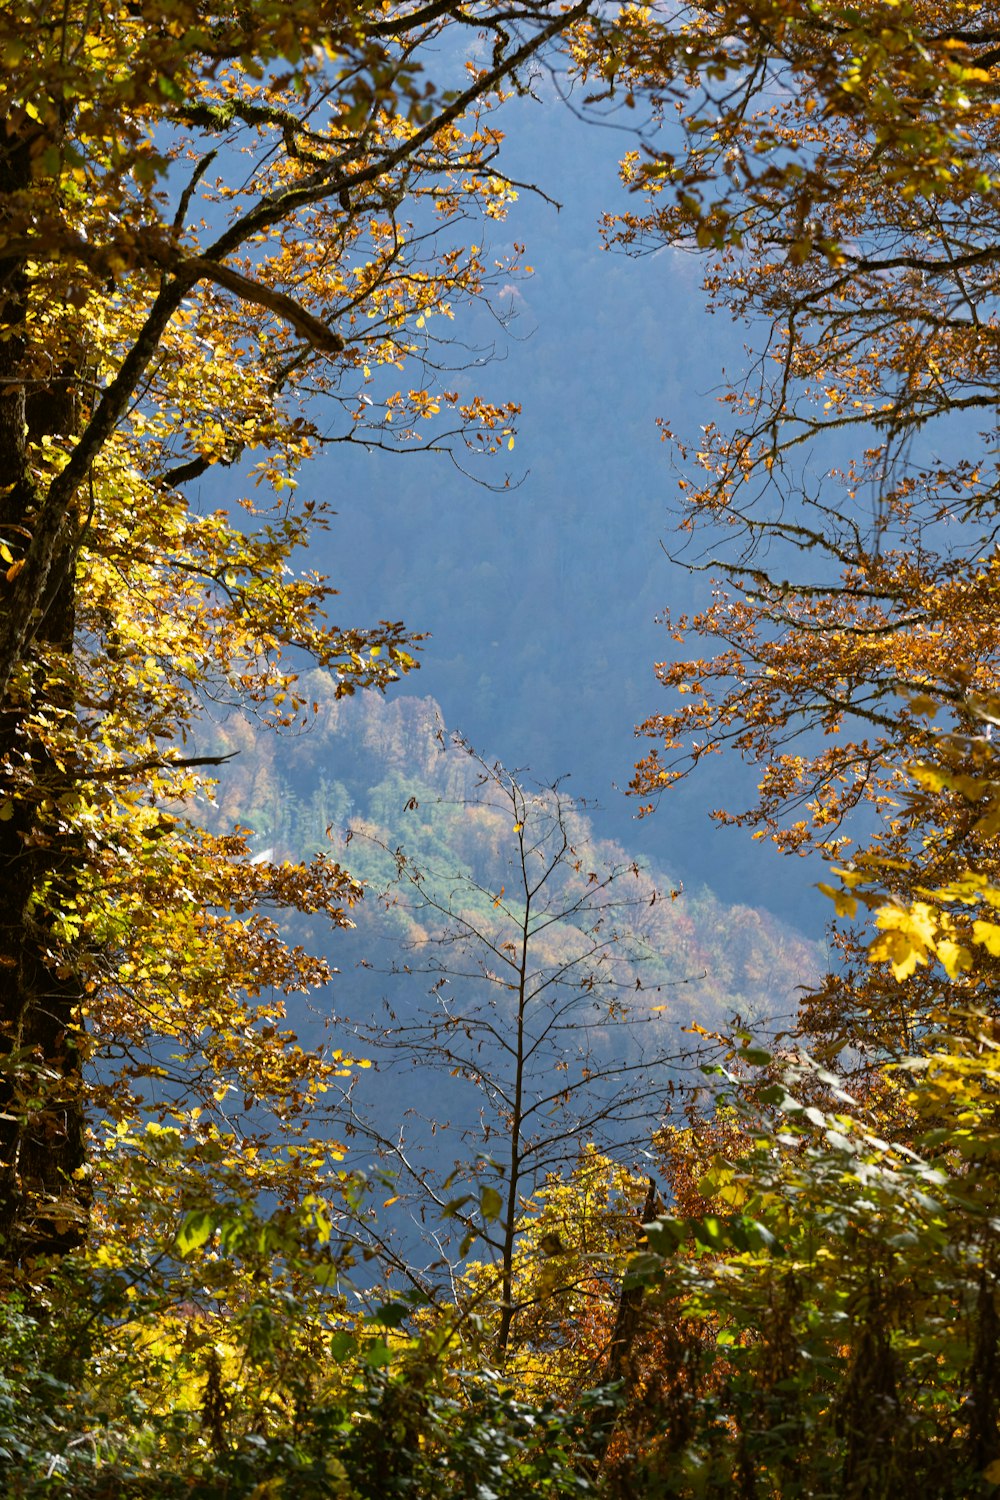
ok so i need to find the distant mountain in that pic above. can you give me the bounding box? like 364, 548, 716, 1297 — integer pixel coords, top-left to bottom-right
208, 677, 825, 1040
201, 682, 825, 1263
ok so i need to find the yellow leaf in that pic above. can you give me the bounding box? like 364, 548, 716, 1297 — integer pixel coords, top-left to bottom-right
935, 939, 972, 979
817, 881, 857, 919
972, 806, 1000, 839
830, 866, 867, 890
973, 920, 1000, 956
910, 763, 950, 793
870, 929, 926, 981
875, 901, 936, 947
906, 694, 939, 718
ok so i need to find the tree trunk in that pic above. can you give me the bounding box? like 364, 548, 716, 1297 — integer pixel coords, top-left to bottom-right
606, 1176, 658, 1386
0, 121, 90, 1262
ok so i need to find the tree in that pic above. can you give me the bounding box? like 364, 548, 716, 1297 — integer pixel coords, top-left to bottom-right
336, 740, 697, 1360
607, 0, 1000, 809
571, 2, 1000, 1062
0, 0, 606, 1268
558, 7, 1000, 1490
588, 807, 1000, 1499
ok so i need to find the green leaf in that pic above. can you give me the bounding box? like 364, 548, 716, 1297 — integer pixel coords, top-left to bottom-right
644, 1216, 687, 1254
329, 1330, 357, 1362
175, 1210, 214, 1255
737, 1046, 773, 1066
479, 1185, 503, 1223
441, 1194, 472, 1219
368, 1301, 410, 1329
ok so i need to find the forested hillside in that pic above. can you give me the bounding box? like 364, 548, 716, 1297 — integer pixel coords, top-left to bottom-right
201, 685, 822, 1280
209, 682, 820, 1034
4, 3, 1000, 1498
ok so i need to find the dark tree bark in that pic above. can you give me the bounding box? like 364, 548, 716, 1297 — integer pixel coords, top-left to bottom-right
0, 121, 90, 1261
606, 1176, 658, 1386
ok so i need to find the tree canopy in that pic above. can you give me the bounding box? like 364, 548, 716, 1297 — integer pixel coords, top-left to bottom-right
0, 0, 604, 1262
4, 0, 1000, 1495
595, 6, 1000, 1493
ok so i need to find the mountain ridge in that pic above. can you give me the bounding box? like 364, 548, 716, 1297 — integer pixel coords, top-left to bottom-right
207, 678, 826, 1038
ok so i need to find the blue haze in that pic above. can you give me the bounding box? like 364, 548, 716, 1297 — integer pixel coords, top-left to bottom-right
299, 95, 827, 933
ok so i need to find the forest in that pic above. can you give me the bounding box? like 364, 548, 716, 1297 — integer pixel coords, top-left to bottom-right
2, 1, 1000, 1496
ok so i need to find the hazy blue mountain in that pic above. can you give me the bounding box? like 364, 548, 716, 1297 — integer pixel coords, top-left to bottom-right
210, 680, 825, 1038
205, 683, 824, 1264
282, 93, 830, 931
187, 90, 837, 935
